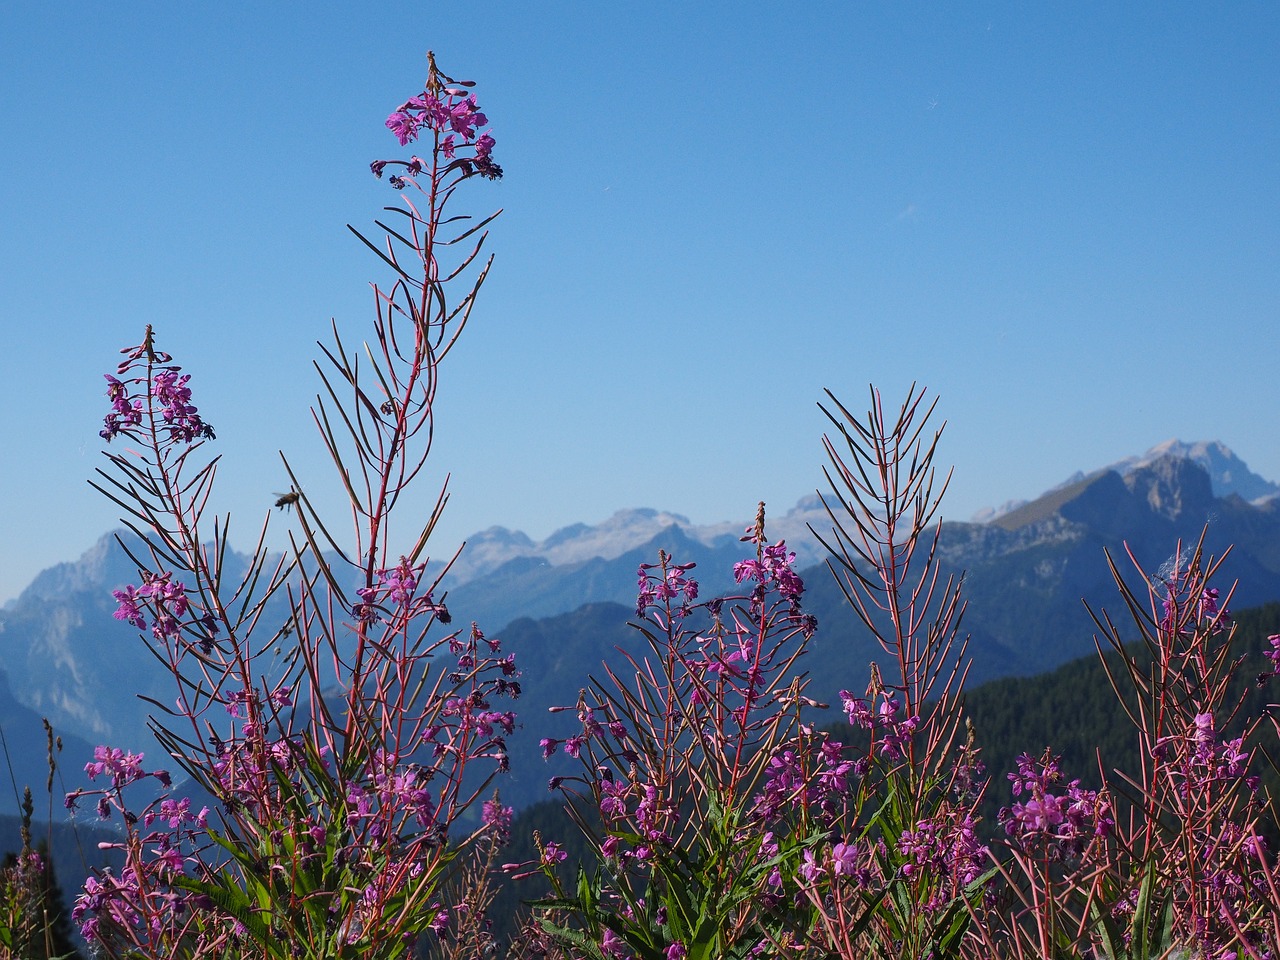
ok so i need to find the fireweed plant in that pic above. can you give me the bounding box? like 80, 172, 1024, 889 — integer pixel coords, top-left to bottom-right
68, 54, 516, 959
1, 786, 75, 959
519, 390, 995, 959
1087, 543, 1278, 957
806, 387, 991, 957
966, 539, 1280, 959
520, 505, 824, 959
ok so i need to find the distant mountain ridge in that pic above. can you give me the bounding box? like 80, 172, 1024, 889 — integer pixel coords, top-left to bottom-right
445, 498, 833, 587
970, 439, 1280, 523
4, 440, 1280, 814
480, 448, 1280, 809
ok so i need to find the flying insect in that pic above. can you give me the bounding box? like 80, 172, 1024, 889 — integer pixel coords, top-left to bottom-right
274, 491, 300, 511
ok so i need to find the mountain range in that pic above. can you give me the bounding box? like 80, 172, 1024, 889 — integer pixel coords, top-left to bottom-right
3, 439, 1280, 816
969, 439, 1280, 522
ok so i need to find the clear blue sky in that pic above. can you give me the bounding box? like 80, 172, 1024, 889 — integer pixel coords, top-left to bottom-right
2, 2, 1278, 603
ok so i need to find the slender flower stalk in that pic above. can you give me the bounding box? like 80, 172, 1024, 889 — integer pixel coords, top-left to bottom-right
806, 386, 990, 958
525, 505, 826, 958
71, 53, 514, 960
525, 389, 996, 960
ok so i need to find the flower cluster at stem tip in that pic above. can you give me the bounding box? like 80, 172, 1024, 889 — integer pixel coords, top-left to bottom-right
839, 688, 920, 763
100, 333, 215, 444
999, 751, 1113, 860
371, 53, 502, 188
1159, 569, 1232, 637
112, 572, 217, 645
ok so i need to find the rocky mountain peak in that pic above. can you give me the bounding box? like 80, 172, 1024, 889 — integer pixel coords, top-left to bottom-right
1123, 453, 1216, 522
974, 440, 1278, 523
1120, 440, 1278, 504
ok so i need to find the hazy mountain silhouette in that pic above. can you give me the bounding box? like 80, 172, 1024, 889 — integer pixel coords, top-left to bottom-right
4, 443, 1280, 814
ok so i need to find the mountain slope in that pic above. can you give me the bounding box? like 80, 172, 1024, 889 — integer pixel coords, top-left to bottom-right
4, 445, 1280, 815
0, 667, 99, 819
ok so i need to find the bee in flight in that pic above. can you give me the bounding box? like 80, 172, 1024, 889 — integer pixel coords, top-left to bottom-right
274, 490, 300, 512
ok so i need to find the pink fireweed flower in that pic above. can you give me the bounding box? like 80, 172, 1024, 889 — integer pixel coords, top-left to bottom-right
1000, 751, 1111, 856
636, 557, 698, 615
386, 110, 419, 146
762, 541, 804, 598
448, 95, 487, 137
830, 841, 871, 887
799, 848, 824, 883
838, 689, 918, 759
1243, 834, 1268, 860
733, 558, 764, 584
634, 782, 667, 841
377, 557, 420, 607
482, 798, 513, 844
735, 541, 805, 601
345, 783, 374, 820
900, 812, 989, 894
1195, 585, 1230, 632
1007, 751, 1060, 797
1010, 795, 1066, 833
149, 844, 185, 877
375, 70, 502, 184
475, 709, 515, 736
100, 374, 144, 440
112, 585, 146, 629
428, 905, 449, 935
877, 694, 919, 761
1216, 736, 1249, 779
577, 705, 604, 738
269, 684, 292, 708
1193, 712, 1216, 763
382, 767, 436, 827
601, 928, 629, 959
541, 841, 568, 865
150, 368, 215, 442
813, 739, 857, 804
143, 796, 208, 830
830, 842, 859, 876
839, 690, 875, 729
1259, 634, 1280, 684
1159, 574, 1231, 637
599, 776, 630, 819
85, 746, 147, 788
753, 750, 805, 819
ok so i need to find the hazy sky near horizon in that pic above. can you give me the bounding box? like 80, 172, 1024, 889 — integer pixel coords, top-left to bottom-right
2, 2, 1278, 603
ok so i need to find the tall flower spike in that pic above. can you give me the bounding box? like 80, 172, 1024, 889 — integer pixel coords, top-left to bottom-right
373, 51, 502, 187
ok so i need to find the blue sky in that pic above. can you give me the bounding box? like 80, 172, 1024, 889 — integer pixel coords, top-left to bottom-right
2, 2, 1278, 603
